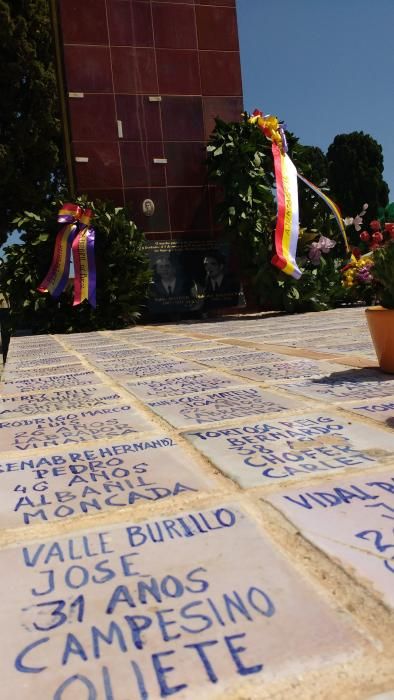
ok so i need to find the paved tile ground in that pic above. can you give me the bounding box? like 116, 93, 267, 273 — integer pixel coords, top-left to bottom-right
0, 307, 393, 700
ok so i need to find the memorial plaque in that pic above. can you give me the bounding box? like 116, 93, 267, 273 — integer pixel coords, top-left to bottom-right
183, 412, 394, 487
0, 502, 365, 699
319, 344, 375, 356
126, 372, 243, 401
90, 353, 163, 367
0, 436, 216, 527
200, 352, 291, 368
89, 347, 151, 358
88, 346, 142, 356
175, 345, 242, 359
266, 470, 394, 608
145, 387, 305, 428
232, 360, 344, 382
1, 371, 104, 395
343, 398, 394, 427
0, 404, 156, 453
5, 355, 78, 370
0, 386, 124, 419
7, 347, 68, 359
3, 363, 85, 381
134, 337, 201, 348
277, 369, 394, 403
105, 361, 201, 380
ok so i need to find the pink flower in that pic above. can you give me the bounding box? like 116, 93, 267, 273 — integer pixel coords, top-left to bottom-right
318, 235, 336, 253
372, 231, 384, 243
308, 242, 322, 265
308, 235, 336, 265
360, 230, 370, 242
370, 220, 381, 231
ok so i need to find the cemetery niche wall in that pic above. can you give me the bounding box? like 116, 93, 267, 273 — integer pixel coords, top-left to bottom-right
54, 0, 244, 315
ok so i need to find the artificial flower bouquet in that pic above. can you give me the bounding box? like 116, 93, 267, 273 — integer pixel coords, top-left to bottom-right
342, 205, 394, 308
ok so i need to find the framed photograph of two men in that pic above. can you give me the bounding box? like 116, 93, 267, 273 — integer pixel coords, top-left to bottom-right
145, 240, 245, 315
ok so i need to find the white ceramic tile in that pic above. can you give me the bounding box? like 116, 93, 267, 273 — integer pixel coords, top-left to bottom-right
183, 411, 394, 487
0, 404, 156, 453
145, 387, 306, 428
0, 436, 216, 527
0, 502, 365, 698
266, 469, 394, 607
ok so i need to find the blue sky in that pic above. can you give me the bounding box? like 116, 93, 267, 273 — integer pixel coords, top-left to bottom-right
237, 0, 394, 201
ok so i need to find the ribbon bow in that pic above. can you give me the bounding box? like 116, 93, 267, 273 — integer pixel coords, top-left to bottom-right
38, 203, 96, 307
249, 110, 350, 279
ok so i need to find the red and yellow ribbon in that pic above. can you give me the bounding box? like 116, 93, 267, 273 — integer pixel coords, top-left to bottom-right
37, 203, 96, 307
250, 110, 301, 279
249, 110, 350, 277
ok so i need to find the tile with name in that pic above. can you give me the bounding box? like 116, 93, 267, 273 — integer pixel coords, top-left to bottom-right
2, 363, 85, 381
266, 470, 394, 608
89, 352, 163, 366
230, 360, 343, 382
0, 404, 156, 453
175, 345, 243, 359
145, 387, 305, 428
314, 341, 375, 353
1, 371, 104, 395
0, 502, 365, 699
4, 355, 78, 370
126, 372, 243, 401
183, 411, 394, 487
277, 369, 394, 403
342, 398, 394, 428
0, 386, 124, 419
105, 361, 201, 380
0, 436, 216, 527
198, 352, 292, 368
7, 347, 69, 360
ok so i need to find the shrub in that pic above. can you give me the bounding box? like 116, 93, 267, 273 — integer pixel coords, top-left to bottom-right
0, 197, 152, 335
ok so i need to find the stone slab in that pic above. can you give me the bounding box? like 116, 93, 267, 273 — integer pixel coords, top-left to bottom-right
266, 470, 394, 608
0, 370, 104, 395
145, 387, 306, 428
0, 404, 157, 454
0, 436, 216, 527
0, 386, 124, 419
277, 369, 394, 403
126, 372, 243, 401
183, 411, 394, 487
0, 502, 365, 699
343, 398, 394, 428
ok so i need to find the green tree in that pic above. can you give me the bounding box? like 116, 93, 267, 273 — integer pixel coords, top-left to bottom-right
327, 131, 389, 220
206, 116, 351, 312
0, 198, 152, 335
0, 0, 65, 245
288, 135, 332, 232
206, 115, 276, 296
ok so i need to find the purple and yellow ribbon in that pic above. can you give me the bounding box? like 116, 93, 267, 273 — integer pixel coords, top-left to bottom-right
249, 110, 350, 277
37, 203, 96, 307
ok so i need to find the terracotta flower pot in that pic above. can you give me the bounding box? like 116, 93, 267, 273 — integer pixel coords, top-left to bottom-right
365, 306, 394, 373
